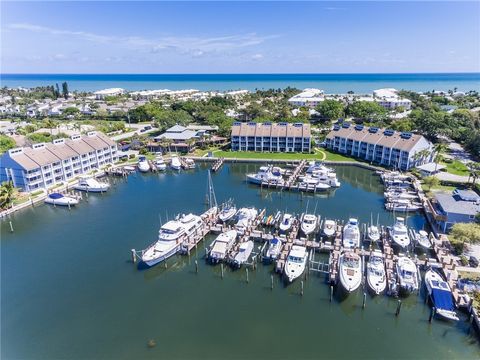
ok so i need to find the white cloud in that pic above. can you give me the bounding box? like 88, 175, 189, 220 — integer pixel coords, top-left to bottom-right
251, 54, 264, 60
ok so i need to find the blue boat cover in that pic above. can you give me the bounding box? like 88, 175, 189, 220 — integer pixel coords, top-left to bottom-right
431, 288, 455, 311
271, 238, 279, 244
48, 193, 64, 199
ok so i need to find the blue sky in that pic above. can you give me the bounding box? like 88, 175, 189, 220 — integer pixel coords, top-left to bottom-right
1, 1, 479, 73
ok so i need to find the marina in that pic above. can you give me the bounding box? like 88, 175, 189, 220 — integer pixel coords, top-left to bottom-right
1, 162, 479, 359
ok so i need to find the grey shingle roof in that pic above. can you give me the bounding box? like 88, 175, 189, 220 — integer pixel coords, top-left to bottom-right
435, 192, 480, 216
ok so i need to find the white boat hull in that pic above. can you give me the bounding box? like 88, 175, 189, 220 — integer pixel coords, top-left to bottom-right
73, 185, 109, 193
44, 196, 79, 206
142, 243, 180, 267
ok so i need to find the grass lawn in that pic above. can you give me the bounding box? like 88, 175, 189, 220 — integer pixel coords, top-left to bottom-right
205, 149, 356, 162
442, 160, 470, 176
422, 183, 457, 193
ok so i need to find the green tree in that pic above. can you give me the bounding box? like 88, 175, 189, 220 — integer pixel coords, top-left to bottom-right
63, 107, 80, 116
423, 176, 439, 190
450, 223, 480, 252
0, 181, 15, 209
346, 101, 386, 121
61, 82, 69, 99
0, 135, 16, 153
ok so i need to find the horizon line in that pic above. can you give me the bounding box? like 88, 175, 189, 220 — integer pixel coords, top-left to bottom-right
2, 72, 480, 76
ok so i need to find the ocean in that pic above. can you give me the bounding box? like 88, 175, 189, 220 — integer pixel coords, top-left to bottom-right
1, 73, 479, 93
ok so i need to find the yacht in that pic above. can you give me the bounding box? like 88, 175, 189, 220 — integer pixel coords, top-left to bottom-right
246, 166, 283, 185
300, 176, 331, 190
170, 155, 182, 170
218, 202, 237, 223
338, 251, 362, 293
343, 218, 361, 249
284, 245, 308, 283
74, 176, 110, 192
264, 238, 282, 262
44, 193, 79, 206
310, 170, 341, 187
306, 161, 333, 174
389, 217, 410, 249
137, 156, 150, 173
183, 158, 196, 169
233, 240, 254, 267
367, 251, 387, 295
396, 256, 419, 295
415, 230, 432, 249
385, 199, 422, 212
279, 213, 294, 232
301, 214, 317, 235
367, 225, 380, 242
424, 269, 459, 321
141, 213, 203, 267
208, 230, 237, 264
235, 207, 258, 231
322, 219, 336, 237
154, 156, 167, 171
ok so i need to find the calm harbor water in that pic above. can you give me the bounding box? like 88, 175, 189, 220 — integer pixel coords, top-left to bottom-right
1, 73, 480, 93
1, 164, 479, 359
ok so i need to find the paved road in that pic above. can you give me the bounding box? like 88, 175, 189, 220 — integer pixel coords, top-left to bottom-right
436, 172, 477, 184
111, 125, 158, 141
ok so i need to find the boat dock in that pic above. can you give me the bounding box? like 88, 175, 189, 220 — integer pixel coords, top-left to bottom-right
211, 157, 225, 172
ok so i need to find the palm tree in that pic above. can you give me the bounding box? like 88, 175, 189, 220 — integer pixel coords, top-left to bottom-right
433, 142, 448, 172
44, 118, 57, 135
0, 181, 15, 209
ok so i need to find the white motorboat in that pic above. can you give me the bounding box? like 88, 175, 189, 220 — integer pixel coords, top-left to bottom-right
306, 161, 333, 174
284, 245, 308, 283
322, 219, 336, 237
264, 237, 282, 261
209, 230, 237, 263
424, 269, 459, 321
235, 207, 258, 231
183, 158, 196, 169
137, 156, 150, 173
300, 176, 331, 190
396, 256, 419, 295
385, 199, 422, 212
246, 166, 283, 185
310, 170, 341, 187
141, 213, 203, 267
44, 192, 79, 206
339, 251, 362, 293
367, 225, 380, 242
301, 214, 317, 235
367, 252, 387, 295
343, 218, 360, 248
415, 230, 431, 249
279, 213, 294, 232
74, 176, 110, 192
218, 203, 237, 223
170, 155, 182, 170
154, 156, 167, 171
384, 191, 418, 200
233, 240, 254, 267
389, 217, 411, 249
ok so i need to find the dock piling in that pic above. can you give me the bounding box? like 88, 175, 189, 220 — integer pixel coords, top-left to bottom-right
330, 285, 333, 302
429, 307, 435, 323
221, 263, 224, 279
246, 268, 249, 283
301, 280, 304, 296
362, 292, 367, 309
395, 300, 402, 316
271, 274, 274, 290
195, 260, 198, 273
9, 221, 13, 233
131, 249, 136, 263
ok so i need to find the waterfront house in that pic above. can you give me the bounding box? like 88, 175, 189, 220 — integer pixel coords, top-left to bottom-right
416, 162, 446, 177
431, 189, 480, 232
288, 88, 325, 108
231, 122, 311, 153
153, 125, 199, 152
325, 124, 433, 170
0, 131, 118, 191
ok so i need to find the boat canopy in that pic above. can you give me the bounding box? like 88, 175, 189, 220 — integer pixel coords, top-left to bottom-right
48, 193, 64, 199
431, 286, 455, 311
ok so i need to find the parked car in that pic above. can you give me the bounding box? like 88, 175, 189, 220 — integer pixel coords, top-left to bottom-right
469, 256, 479, 268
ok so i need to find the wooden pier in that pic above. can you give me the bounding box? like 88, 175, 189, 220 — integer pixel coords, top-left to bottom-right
211, 157, 225, 172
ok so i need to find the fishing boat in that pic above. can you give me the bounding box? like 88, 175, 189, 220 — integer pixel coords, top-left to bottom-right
396, 256, 419, 295
322, 219, 336, 237
264, 237, 282, 262
74, 176, 110, 192
183, 158, 196, 169
338, 251, 362, 293
246, 166, 283, 185
279, 213, 294, 232
154, 156, 167, 171
137, 156, 150, 172
218, 202, 237, 223
170, 155, 182, 170
367, 251, 387, 295
208, 230, 237, 263
44, 192, 79, 206
389, 217, 411, 249
424, 269, 459, 321
415, 230, 431, 249
233, 240, 254, 267
235, 207, 258, 231
343, 218, 360, 248
301, 214, 317, 235
284, 245, 308, 283
367, 225, 380, 242
140, 213, 203, 267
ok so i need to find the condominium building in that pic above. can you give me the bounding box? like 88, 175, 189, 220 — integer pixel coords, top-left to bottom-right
231, 122, 311, 153
325, 124, 432, 170
0, 132, 118, 191
287, 88, 325, 108
373, 88, 412, 110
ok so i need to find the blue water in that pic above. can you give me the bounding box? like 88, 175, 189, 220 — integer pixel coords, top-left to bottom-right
1, 73, 479, 93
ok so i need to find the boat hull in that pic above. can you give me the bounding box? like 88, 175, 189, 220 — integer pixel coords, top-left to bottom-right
74, 185, 108, 193
141, 243, 180, 268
